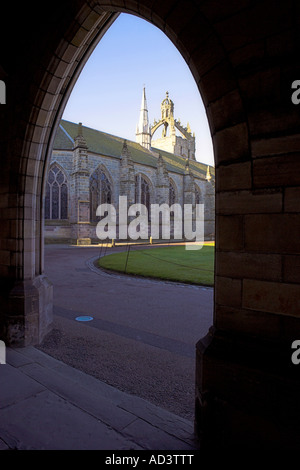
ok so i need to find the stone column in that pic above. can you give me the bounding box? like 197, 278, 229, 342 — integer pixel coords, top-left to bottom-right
0, 116, 53, 346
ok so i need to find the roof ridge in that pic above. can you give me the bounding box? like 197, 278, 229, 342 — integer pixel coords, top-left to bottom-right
61, 119, 129, 143
58, 119, 214, 174
59, 122, 74, 143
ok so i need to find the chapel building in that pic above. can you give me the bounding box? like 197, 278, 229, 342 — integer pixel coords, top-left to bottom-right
44, 89, 215, 244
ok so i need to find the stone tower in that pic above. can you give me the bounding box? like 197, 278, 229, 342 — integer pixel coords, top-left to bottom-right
136, 87, 151, 150
151, 91, 196, 160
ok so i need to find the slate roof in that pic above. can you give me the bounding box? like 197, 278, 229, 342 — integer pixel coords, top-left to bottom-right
53, 119, 215, 180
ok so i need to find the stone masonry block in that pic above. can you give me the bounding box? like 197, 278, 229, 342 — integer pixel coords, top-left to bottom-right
253, 154, 300, 188
214, 122, 249, 164
215, 276, 242, 308
239, 66, 281, 107
214, 1, 291, 52
207, 89, 245, 133
200, 61, 237, 108
215, 304, 282, 339
0, 250, 10, 266
216, 251, 282, 282
177, 16, 211, 61
188, 32, 225, 80
283, 255, 300, 284
252, 135, 300, 158
216, 189, 282, 215
164, 0, 198, 34
248, 107, 300, 137
242, 279, 300, 317
217, 161, 252, 191
229, 40, 265, 69
70, 26, 90, 48
152, 0, 176, 20
266, 30, 295, 58
285, 187, 300, 212
151, 0, 174, 31
245, 214, 300, 254
199, 0, 250, 23
216, 215, 244, 251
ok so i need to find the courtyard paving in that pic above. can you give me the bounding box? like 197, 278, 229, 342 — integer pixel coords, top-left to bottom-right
0, 243, 213, 450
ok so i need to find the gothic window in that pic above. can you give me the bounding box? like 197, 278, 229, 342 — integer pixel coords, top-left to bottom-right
45, 164, 68, 220
169, 180, 176, 206
90, 167, 112, 223
195, 186, 202, 205
135, 174, 151, 214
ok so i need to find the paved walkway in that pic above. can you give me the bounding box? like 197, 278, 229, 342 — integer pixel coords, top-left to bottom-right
0, 243, 213, 450
0, 346, 197, 450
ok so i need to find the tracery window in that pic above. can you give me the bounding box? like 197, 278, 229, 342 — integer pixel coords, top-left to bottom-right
90, 167, 112, 223
195, 187, 202, 205
169, 180, 176, 206
45, 165, 68, 219
135, 174, 150, 213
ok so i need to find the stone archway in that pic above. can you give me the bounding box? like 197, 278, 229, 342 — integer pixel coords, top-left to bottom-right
1, 0, 300, 449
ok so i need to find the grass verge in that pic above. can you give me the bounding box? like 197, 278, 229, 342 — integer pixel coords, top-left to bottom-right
98, 244, 214, 286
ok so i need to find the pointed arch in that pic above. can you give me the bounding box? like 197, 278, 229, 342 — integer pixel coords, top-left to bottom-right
194, 183, 203, 205
134, 172, 153, 214
89, 164, 113, 223
169, 177, 177, 205
45, 163, 68, 220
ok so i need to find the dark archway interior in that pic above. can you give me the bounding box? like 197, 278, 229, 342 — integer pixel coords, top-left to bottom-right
1, 0, 300, 449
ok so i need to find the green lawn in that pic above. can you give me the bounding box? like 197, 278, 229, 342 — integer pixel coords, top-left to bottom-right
98, 244, 214, 286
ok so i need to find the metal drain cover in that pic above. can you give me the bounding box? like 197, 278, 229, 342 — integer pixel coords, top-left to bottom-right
75, 316, 94, 322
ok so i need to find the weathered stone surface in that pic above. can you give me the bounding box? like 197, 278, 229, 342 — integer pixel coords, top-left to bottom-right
216, 215, 244, 251
214, 123, 249, 164
285, 187, 300, 213
216, 161, 251, 191
216, 251, 282, 281
216, 189, 282, 215
215, 276, 242, 308
245, 214, 300, 254
253, 154, 300, 187
283, 255, 300, 284
242, 279, 300, 316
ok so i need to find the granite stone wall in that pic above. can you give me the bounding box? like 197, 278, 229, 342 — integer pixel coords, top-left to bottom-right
45, 147, 215, 243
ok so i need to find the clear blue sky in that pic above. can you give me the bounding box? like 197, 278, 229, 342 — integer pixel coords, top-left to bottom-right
63, 13, 214, 166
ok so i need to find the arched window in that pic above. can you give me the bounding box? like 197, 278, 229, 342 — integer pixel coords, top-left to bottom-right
169, 180, 176, 206
90, 167, 112, 223
195, 186, 202, 205
45, 164, 68, 220
135, 174, 150, 213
